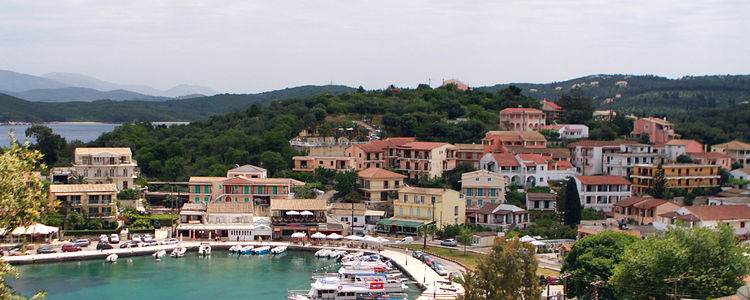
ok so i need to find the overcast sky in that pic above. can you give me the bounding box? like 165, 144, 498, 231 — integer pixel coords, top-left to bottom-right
1, 0, 749, 93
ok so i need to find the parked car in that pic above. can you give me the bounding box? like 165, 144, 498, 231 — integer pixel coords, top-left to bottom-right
96, 242, 114, 250
99, 234, 109, 243
109, 234, 120, 244
539, 275, 548, 286
142, 241, 159, 247
411, 250, 424, 260
434, 264, 449, 276
73, 239, 91, 247
37, 247, 57, 254
142, 234, 154, 242
422, 256, 435, 267
396, 237, 414, 244
132, 234, 142, 242
440, 239, 458, 247
120, 241, 139, 248
9, 248, 27, 256
547, 276, 561, 285
62, 244, 82, 252
152, 220, 161, 229
161, 238, 179, 245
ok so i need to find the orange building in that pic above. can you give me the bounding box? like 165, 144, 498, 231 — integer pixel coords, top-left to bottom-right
499, 107, 545, 131
482, 130, 547, 153
631, 164, 720, 194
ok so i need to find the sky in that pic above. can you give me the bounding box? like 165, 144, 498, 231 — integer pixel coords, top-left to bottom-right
1, 0, 749, 93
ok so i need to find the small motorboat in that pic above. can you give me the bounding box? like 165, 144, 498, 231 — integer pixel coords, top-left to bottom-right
229, 245, 242, 253
106, 254, 118, 263
239, 245, 254, 255
271, 246, 287, 254
252, 246, 270, 255
171, 247, 187, 257
153, 250, 166, 260
198, 243, 211, 256
329, 250, 346, 259
315, 249, 331, 258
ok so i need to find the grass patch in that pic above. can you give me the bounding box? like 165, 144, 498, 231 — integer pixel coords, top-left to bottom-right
150, 214, 179, 221
536, 268, 560, 277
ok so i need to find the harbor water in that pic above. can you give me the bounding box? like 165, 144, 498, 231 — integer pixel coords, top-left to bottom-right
9, 250, 422, 300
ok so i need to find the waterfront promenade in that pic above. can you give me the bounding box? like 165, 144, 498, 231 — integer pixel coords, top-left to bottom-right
3, 241, 464, 299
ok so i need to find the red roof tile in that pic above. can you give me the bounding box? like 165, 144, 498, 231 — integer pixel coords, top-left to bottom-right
575, 176, 632, 185
517, 153, 548, 164
385, 137, 417, 146
614, 196, 649, 207
685, 205, 750, 221
358, 167, 406, 179
499, 108, 543, 114
489, 153, 520, 167
633, 199, 676, 209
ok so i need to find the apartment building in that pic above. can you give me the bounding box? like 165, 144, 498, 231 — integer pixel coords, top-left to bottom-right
480, 153, 549, 187
613, 196, 681, 225
568, 140, 638, 175
389, 142, 457, 179
658, 205, 750, 237
574, 176, 633, 211
631, 164, 720, 194
346, 140, 391, 170
540, 124, 589, 140
188, 173, 304, 217
631, 117, 679, 144
357, 167, 406, 208
73, 147, 138, 190
526, 192, 557, 212
454, 143, 484, 169
603, 143, 667, 177
177, 202, 272, 241
540, 100, 564, 123
664, 139, 703, 160
712, 140, 750, 168
688, 152, 732, 170
471, 203, 529, 230
499, 107, 545, 131
376, 187, 463, 235
482, 130, 547, 153
461, 170, 507, 210
292, 156, 354, 172
49, 183, 118, 226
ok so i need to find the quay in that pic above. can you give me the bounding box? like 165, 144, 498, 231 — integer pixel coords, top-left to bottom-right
3, 241, 464, 299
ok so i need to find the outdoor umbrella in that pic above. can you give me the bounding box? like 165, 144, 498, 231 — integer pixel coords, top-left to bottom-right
300, 211, 314, 216
311, 232, 327, 239
519, 235, 536, 243
291, 232, 307, 238
286, 211, 300, 216
344, 235, 362, 241
326, 233, 343, 240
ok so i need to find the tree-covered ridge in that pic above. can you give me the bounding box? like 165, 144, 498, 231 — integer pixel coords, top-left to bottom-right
87, 85, 540, 180
481, 74, 750, 117
0, 85, 354, 122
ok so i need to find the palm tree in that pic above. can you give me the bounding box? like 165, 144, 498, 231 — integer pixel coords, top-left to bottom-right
417, 224, 436, 249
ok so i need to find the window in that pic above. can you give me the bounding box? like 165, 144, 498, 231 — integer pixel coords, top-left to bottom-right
427, 209, 432, 218
403, 195, 408, 203
353, 217, 358, 223
244, 186, 249, 194
490, 189, 496, 196
273, 186, 278, 194
204, 186, 210, 193
258, 186, 263, 194
420, 196, 425, 204
195, 197, 200, 203
244, 198, 249, 202
204, 197, 209, 202
88, 207, 98, 215
466, 199, 472, 207
478, 189, 484, 196
742, 222, 746, 229
416, 208, 421, 217
454, 206, 459, 216
475, 177, 479, 181
409, 207, 413, 217
466, 188, 473, 196
195, 186, 200, 193
478, 199, 483, 207
398, 207, 404, 216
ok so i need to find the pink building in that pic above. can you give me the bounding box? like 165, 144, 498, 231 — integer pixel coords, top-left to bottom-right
346, 140, 391, 170
688, 152, 733, 170
665, 139, 703, 154
540, 100, 564, 123
441, 79, 469, 91
293, 156, 354, 172
499, 108, 545, 131
632, 117, 679, 145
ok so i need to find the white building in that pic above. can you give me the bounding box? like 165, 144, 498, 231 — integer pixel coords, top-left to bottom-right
480, 153, 549, 188
471, 203, 530, 230
461, 170, 507, 210
657, 205, 750, 237
568, 141, 638, 176
73, 147, 138, 191
730, 168, 750, 189
540, 124, 589, 140
526, 192, 557, 211
603, 143, 667, 177
574, 176, 633, 212
227, 164, 267, 178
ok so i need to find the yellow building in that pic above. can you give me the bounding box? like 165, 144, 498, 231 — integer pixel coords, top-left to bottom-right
49, 183, 118, 226
357, 167, 406, 209
377, 187, 463, 235
631, 164, 720, 194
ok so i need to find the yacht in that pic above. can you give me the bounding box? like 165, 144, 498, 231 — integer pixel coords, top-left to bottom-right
106, 254, 118, 263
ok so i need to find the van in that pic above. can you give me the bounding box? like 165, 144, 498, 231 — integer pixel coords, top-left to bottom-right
396, 237, 414, 244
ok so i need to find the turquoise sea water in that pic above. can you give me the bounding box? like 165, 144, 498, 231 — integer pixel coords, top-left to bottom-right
10, 251, 421, 300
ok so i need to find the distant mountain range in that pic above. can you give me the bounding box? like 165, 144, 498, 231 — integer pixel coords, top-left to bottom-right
0, 70, 218, 102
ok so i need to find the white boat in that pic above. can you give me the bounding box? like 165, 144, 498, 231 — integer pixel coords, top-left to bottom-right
198, 243, 211, 256
328, 250, 345, 259
229, 245, 242, 253
271, 246, 287, 254
239, 245, 254, 255
106, 254, 118, 263
153, 250, 166, 259
288, 265, 408, 300
171, 247, 187, 257
252, 246, 270, 255
315, 249, 331, 258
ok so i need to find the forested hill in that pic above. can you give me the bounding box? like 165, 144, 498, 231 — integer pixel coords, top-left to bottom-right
481, 74, 750, 117
0, 85, 355, 122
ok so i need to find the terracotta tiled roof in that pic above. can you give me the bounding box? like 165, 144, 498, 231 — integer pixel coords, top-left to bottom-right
385, 137, 417, 146
499, 108, 543, 114
540, 125, 564, 131
489, 153, 520, 167
540, 100, 563, 111
685, 205, 750, 221
228, 164, 266, 173
206, 202, 253, 214
658, 211, 701, 221
526, 192, 556, 201
575, 176, 632, 185
353, 140, 391, 152
713, 140, 750, 151
454, 143, 484, 151
504, 146, 571, 160
567, 140, 638, 148
665, 139, 700, 146
689, 152, 732, 160
633, 199, 675, 209
548, 160, 573, 170
74, 147, 132, 156
517, 153, 548, 164
640, 117, 673, 126
485, 130, 546, 141
399, 186, 454, 195
358, 167, 406, 179
476, 203, 500, 215
399, 142, 454, 150
49, 183, 117, 194
614, 196, 648, 208
189, 176, 227, 183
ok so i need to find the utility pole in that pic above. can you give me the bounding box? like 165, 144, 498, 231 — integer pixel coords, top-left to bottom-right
590, 280, 604, 300
561, 273, 570, 299
664, 275, 695, 299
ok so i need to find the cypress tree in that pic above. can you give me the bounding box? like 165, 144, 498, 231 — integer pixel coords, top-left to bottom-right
564, 178, 582, 227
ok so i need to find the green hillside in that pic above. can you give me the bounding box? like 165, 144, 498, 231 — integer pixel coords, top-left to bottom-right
481, 74, 750, 117
0, 85, 355, 122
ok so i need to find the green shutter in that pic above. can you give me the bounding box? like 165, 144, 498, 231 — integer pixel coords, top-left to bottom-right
195, 197, 199, 203
244, 198, 249, 202
273, 186, 278, 194
195, 186, 200, 193
258, 186, 263, 194
244, 186, 249, 194
204, 197, 208, 202
204, 186, 209, 193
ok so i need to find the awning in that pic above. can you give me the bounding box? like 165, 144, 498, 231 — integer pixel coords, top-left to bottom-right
376, 218, 426, 228
4, 223, 59, 236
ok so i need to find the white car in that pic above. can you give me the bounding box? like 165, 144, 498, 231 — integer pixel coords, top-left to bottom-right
434, 264, 449, 276
99, 234, 109, 243
161, 238, 179, 245
142, 241, 159, 247
132, 234, 142, 242
110, 234, 120, 244
143, 234, 154, 242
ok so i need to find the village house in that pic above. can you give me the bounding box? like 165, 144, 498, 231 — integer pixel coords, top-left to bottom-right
540, 124, 589, 140
613, 196, 681, 225
469, 203, 529, 230
389, 142, 457, 179
73, 147, 138, 190
574, 176, 633, 211
568, 140, 639, 175
176, 202, 271, 241
482, 130, 547, 153
461, 170, 507, 211
357, 167, 406, 209
441, 79, 469, 91
631, 164, 720, 194
227, 164, 267, 178
292, 155, 354, 172
345, 140, 392, 170
480, 153, 550, 187
711, 140, 750, 168
688, 152, 732, 170
730, 168, 750, 189
471, 231, 498, 247
498, 107, 546, 131
631, 117, 679, 145
540, 100, 565, 123
603, 143, 668, 177
49, 183, 119, 226
664, 139, 703, 160
657, 205, 750, 238
526, 192, 557, 212
454, 143, 484, 169
376, 187, 463, 235
270, 198, 341, 239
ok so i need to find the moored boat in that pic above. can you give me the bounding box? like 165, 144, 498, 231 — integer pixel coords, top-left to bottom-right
153, 250, 166, 259
315, 249, 331, 258
271, 246, 287, 254
171, 247, 187, 257
106, 254, 118, 263
239, 245, 254, 255
252, 246, 270, 255
198, 243, 211, 256
229, 245, 242, 253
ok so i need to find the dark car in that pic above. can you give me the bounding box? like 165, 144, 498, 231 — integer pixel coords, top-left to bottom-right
36, 247, 57, 254
62, 244, 82, 252
96, 242, 114, 250
73, 239, 91, 247
411, 250, 424, 260
152, 220, 161, 229
547, 276, 561, 285
539, 275, 548, 286
120, 241, 139, 248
